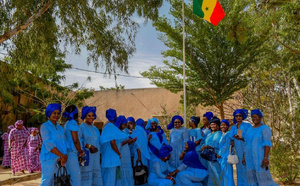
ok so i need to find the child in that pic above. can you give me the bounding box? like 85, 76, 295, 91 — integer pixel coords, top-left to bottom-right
1, 125, 14, 168
27, 127, 42, 173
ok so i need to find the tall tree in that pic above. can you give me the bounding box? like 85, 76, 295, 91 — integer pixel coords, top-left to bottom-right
141, 0, 265, 118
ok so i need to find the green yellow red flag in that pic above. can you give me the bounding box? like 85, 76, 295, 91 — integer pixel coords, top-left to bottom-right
193, 0, 225, 26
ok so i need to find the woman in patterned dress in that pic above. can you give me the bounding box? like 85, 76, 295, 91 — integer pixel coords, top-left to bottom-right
27, 127, 42, 173
1, 125, 14, 168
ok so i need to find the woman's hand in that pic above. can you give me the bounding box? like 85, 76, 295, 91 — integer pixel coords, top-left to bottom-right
262, 158, 269, 167
148, 134, 152, 141
233, 135, 244, 141
216, 154, 221, 158
59, 154, 68, 166
89, 145, 98, 153
230, 140, 234, 147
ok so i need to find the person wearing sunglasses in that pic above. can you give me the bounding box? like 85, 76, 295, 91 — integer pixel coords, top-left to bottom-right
231, 109, 252, 186
243, 109, 278, 186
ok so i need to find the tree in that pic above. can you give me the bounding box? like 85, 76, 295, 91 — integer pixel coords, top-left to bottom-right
141, 0, 265, 118
0, 0, 165, 74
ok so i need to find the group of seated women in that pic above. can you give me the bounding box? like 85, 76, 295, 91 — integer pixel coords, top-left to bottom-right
40, 103, 278, 186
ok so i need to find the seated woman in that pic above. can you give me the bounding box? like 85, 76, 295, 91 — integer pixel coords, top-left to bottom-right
148, 144, 176, 186
169, 141, 208, 186
243, 109, 278, 186
167, 115, 189, 169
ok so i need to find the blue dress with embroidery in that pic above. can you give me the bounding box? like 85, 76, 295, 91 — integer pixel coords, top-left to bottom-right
231, 122, 252, 186
244, 125, 278, 186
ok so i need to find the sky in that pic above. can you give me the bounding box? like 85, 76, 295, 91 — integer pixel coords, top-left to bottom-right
60, 3, 172, 90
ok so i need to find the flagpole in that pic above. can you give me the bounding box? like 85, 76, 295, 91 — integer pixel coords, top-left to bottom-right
182, 0, 187, 127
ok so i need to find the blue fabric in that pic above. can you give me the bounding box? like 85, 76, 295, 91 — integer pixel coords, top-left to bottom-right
65, 151, 81, 186
45, 103, 61, 118
167, 115, 184, 130
41, 158, 60, 186
188, 128, 203, 152
64, 120, 79, 152
176, 167, 208, 186
106, 108, 117, 122
81, 106, 97, 120
218, 131, 235, 186
115, 115, 127, 128
100, 123, 128, 168
233, 109, 248, 124
221, 119, 230, 127
168, 127, 189, 168
78, 123, 103, 185
40, 120, 67, 161
244, 125, 277, 186
146, 117, 159, 130
148, 158, 175, 186
230, 122, 252, 186
204, 131, 222, 186
63, 107, 78, 121
127, 117, 135, 123
203, 112, 213, 121
251, 109, 263, 118
209, 117, 221, 126
183, 141, 206, 169
190, 116, 200, 126
158, 144, 173, 158
136, 118, 145, 129
102, 167, 117, 186
131, 125, 150, 166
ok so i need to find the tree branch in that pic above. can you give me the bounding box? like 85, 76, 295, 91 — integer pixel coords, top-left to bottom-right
0, 0, 54, 44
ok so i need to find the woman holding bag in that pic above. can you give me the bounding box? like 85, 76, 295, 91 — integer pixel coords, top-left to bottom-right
78, 106, 103, 186
218, 119, 235, 186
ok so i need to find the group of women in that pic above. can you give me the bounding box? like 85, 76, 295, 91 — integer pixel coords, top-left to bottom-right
2, 102, 278, 186
1, 120, 42, 175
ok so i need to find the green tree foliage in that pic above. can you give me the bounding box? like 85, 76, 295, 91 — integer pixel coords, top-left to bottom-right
141, 0, 265, 118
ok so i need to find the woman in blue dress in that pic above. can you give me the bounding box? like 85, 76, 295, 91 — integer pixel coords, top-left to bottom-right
101, 109, 128, 186
147, 118, 168, 169
167, 115, 189, 169
231, 109, 251, 186
115, 115, 137, 186
63, 105, 84, 186
218, 119, 235, 186
243, 109, 278, 186
148, 144, 176, 186
201, 116, 222, 186
169, 141, 208, 186
40, 103, 68, 186
188, 116, 203, 157
78, 106, 103, 186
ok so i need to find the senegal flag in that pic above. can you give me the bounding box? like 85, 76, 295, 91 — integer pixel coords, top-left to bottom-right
193, 0, 225, 26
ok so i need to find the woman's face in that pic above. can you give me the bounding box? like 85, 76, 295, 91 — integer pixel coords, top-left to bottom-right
32, 130, 38, 136
174, 119, 182, 129
220, 122, 228, 132
252, 114, 261, 125
210, 122, 219, 131
50, 110, 60, 123
189, 120, 195, 128
203, 117, 209, 125
120, 123, 127, 130
16, 125, 23, 130
151, 122, 157, 130
85, 112, 95, 124
235, 113, 243, 123
127, 121, 134, 130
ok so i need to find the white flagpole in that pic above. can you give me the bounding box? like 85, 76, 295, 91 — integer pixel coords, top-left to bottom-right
182, 0, 187, 127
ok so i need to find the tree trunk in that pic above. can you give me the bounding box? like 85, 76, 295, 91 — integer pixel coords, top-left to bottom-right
0, 0, 54, 44
292, 76, 300, 98
287, 76, 295, 139
218, 102, 225, 119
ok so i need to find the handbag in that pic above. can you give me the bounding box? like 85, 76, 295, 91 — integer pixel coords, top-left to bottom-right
78, 147, 90, 166
201, 148, 217, 162
54, 164, 72, 186
133, 162, 149, 185
227, 145, 239, 164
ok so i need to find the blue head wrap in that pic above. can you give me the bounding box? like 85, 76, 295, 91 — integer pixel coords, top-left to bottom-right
203, 112, 213, 121
183, 141, 206, 169
63, 107, 78, 121
136, 118, 145, 128
233, 109, 248, 124
81, 106, 97, 120
45, 103, 61, 118
220, 119, 230, 127
167, 115, 184, 130
251, 109, 263, 117
106, 108, 117, 122
115, 115, 127, 128
158, 144, 173, 158
146, 117, 159, 130
209, 116, 221, 126
127, 117, 135, 123
190, 116, 200, 126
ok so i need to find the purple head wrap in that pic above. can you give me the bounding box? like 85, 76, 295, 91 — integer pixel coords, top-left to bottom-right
14, 120, 23, 127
